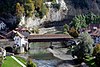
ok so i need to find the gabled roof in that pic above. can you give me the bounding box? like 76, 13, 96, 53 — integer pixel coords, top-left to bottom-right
0, 34, 6, 39
88, 24, 100, 30
15, 27, 28, 31
91, 29, 100, 36
13, 30, 25, 38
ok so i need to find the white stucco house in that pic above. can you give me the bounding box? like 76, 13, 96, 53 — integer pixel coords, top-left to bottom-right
0, 21, 6, 30
13, 30, 28, 53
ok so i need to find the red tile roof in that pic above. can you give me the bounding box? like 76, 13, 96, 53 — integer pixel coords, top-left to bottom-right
0, 35, 6, 39
91, 29, 100, 36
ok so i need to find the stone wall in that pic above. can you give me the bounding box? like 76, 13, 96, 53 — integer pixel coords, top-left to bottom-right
0, 40, 14, 48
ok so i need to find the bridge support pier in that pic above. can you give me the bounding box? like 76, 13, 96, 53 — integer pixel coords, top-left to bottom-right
49, 42, 53, 49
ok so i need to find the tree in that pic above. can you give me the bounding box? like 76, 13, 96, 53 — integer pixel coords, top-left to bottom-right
24, 0, 35, 17
70, 12, 100, 31
68, 27, 79, 38
86, 12, 100, 24
16, 3, 24, 17
35, 0, 43, 11
93, 44, 100, 65
72, 31, 94, 60
70, 15, 87, 30
16, 3, 24, 23
63, 24, 69, 34
27, 56, 37, 67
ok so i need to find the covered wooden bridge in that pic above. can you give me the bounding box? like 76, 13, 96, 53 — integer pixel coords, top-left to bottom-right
28, 34, 73, 42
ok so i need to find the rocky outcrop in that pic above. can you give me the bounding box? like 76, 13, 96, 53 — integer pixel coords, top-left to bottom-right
19, 0, 68, 29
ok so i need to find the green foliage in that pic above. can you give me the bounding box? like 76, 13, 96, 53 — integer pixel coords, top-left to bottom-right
93, 44, 100, 65
86, 12, 100, 24
93, 44, 100, 55
72, 31, 94, 60
45, 0, 56, 3
70, 12, 100, 30
16, 3, 24, 23
27, 56, 37, 67
31, 27, 39, 34
35, 0, 43, 11
40, 4, 48, 18
63, 24, 69, 34
70, 15, 87, 30
84, 56, 97, 67
2, 56, 22, 67
34, 0, 48, 18
0, 0, 49, 18
24, 0, 35, 17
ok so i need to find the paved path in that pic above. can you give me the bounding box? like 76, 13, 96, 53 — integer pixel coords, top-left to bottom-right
11, 56, 26, 67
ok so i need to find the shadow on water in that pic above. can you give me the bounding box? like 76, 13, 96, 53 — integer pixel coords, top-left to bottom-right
29, 42, 59, 60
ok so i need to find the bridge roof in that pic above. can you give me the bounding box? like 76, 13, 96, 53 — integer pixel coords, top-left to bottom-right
28, 34, 73, 42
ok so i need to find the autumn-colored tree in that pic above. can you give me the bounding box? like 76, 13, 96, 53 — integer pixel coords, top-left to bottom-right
24, 0, 35, 17
93, 44, 100, 65
16, 3, 24, 17
16, 3, 24, 23
68, 27, 79, 38
35, 0, 43, 11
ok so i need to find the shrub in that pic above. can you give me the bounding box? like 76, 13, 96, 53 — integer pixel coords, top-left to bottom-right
68, 27, 79, 38
72, 31, 94, 60
93, 44, 100, 65
70, 15, 87, 30
31, 27, 39, 34
84, 56, 97, 67
27, 56, 37, 67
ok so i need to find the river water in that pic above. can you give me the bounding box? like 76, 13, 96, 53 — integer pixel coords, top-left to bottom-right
29, 42, 61, 67
34, 59, 60, 67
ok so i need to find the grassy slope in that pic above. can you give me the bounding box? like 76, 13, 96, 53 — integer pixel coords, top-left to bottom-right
2, 56, 22, 67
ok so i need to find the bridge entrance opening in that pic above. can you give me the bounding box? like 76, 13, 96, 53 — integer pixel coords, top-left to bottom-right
5, 46, 13, 53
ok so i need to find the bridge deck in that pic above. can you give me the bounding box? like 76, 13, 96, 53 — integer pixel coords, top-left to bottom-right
28, 34, 73, 42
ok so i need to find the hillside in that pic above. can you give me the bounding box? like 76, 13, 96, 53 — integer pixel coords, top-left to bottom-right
0, 0, 100, 32
65, 0, 100, 16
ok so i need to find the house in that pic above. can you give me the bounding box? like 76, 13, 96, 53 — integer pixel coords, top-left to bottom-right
91, 29, 100, 44
15, 27, 30, 37
6, 27, 30, 38
0, 21, 6, 30
0, 35, 6, 39
87, 24, 100, 31
13, 30, 28, 53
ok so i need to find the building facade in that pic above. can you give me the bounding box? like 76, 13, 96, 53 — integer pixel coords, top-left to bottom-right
0, 21, 6, 30
13, 31, 28, 53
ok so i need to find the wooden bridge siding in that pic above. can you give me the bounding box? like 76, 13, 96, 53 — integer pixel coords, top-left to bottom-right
28, 34, 73, 42
28, 38, 72, 42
